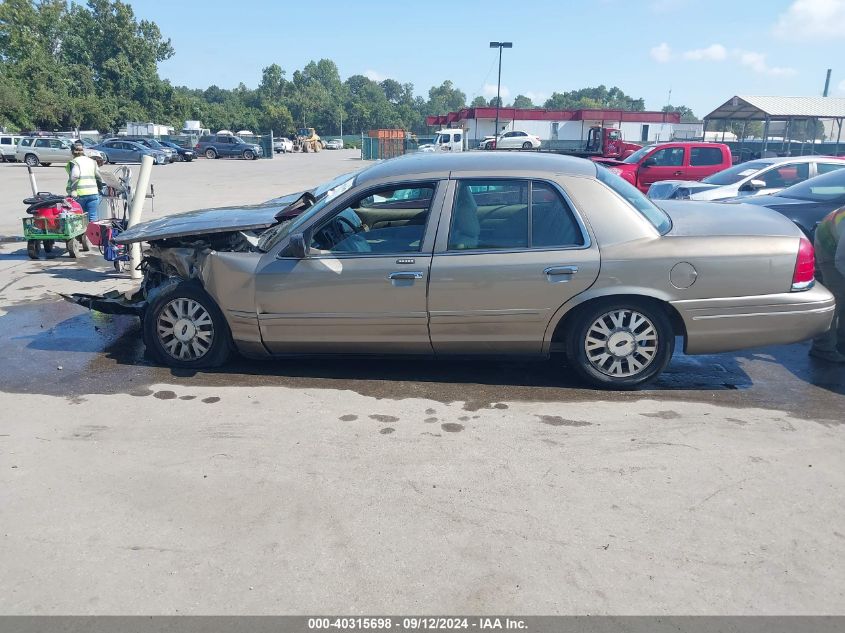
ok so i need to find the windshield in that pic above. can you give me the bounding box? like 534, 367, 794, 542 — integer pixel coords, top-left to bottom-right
702, 161, 769, 185
596, 165, 672, 234
257, 172, 357, 252
622, 145, 652, 164
775, 168, 845, 202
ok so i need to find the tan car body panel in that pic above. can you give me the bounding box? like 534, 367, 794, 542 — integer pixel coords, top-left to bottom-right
178, 153, 833, 359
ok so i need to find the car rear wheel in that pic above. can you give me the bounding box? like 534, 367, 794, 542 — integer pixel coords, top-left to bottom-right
205, 148, 217, 159
24, 154, 40, 167
143, 281, 232, 369
522, 141, 532, 149
565, 299, 674, 390
243, 149, 255, 160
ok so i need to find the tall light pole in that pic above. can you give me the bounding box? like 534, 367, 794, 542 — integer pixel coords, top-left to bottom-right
489, 41, 512, 144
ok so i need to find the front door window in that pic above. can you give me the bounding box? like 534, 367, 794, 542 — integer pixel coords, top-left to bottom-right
309, 184, 435, 255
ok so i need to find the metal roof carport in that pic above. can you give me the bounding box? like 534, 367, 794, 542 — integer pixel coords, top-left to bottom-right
704, 95, 845, 155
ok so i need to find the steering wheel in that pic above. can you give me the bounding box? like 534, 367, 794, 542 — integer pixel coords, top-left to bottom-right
331, 215, 371, 253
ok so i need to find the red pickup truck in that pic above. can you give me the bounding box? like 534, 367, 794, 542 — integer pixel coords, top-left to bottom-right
594, 142, 733, 193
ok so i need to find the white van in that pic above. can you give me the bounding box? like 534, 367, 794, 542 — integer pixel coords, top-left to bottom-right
0, 134, 23, 162
419, 129, 465, 153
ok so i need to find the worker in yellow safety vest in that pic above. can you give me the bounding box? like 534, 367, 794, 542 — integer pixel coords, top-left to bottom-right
65, 141, 102, 223
810, 206, 845, 363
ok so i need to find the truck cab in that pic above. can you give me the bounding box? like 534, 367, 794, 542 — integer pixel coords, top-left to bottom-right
419, 129, 464, 153
597, 142, 733, 193
584, 126, 641, 159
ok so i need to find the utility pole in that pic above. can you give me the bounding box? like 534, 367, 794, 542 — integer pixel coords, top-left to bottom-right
489, 41, 512, 144
823, 69, 832, 96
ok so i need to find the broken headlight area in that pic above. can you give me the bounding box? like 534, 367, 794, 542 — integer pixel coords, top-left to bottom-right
62, 229, 262, 316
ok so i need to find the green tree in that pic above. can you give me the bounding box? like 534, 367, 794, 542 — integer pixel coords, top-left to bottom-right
662, 104, 698, 122
512, 94, 534, 108
470, 96, 487, 107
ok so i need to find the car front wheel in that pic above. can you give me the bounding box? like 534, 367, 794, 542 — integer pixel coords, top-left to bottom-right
243, 149, 255, 160
143, 281, 232, 369
565, 299, 674, 390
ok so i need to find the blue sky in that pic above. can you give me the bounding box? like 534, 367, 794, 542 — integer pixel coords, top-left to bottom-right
129, 0, 845, 118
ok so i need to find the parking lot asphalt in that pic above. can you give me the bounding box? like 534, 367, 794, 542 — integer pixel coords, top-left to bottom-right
0, 152, 843, 614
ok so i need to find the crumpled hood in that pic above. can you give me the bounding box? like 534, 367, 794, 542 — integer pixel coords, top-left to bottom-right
647, 180, 720, 200
115, 192, 303, 245
656, 200, 802, 238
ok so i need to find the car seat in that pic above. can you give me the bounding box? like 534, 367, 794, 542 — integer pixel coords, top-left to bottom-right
449, 185, 480, 249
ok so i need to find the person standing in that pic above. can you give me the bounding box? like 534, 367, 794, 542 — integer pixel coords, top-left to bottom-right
810, 206, 845, 363
65, 141, 102, 223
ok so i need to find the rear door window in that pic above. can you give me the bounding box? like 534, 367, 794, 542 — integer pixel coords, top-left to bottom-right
817, 162, 845, 175
690, 146, 724, 166
448, 180, 585, 251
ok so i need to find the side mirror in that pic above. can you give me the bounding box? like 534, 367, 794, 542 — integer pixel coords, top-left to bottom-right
288, 233, 308, 258
742, 179, 767, 191
642, 158, 657, 167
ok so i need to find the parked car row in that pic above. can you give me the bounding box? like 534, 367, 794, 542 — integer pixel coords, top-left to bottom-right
67, 152, 834, 390
0, 134, 199, 166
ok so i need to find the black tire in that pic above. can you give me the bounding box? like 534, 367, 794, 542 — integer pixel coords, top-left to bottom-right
565, 298, 674, 390
143, 281, 232, 369
24, 154, 40, 167
43, 240, 55, 253
205, 148, 217, 159
27, 240, 41, 259
42, 162, 51, 167
66, 237, 79, 258
522, 141, 532, 150
243, 149, 255, 160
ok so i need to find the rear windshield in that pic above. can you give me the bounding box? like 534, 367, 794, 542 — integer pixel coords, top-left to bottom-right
702, 160, 769, 185
596, 165, 672, 234
776, 168, 845, 202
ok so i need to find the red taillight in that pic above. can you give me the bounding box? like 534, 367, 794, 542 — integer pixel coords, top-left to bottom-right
791, 237, 815, 291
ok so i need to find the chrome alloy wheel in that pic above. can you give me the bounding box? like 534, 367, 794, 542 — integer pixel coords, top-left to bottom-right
156, 298, 215, 361
584, 309, 658, 378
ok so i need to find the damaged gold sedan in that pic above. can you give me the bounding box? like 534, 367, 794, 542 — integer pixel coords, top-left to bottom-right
67, 153, 835, 389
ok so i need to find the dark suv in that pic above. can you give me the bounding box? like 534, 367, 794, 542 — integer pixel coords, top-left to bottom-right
195, 134, 263, 160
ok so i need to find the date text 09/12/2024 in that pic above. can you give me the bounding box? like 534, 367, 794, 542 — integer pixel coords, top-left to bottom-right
307, 618, 527, 630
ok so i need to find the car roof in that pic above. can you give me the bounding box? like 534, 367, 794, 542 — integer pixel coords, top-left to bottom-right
355, 152, 597, 186
751, 155, 845, 165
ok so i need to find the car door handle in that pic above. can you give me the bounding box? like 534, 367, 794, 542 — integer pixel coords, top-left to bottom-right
388, 271, 424, 280
544, 266, 579, 276
673, 170, 683, 176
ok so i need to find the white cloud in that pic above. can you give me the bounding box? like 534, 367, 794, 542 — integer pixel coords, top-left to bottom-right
364, 69, 385, 82
650, 42, 672, 63
735, 49, 797, 76
524, 91, 547, 104
773, 0, 845, 40
483, 83, 510, 99
682, 44, 727, 61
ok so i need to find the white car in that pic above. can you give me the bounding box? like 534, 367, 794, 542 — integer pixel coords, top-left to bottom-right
647, 156, 845, 201
482, 130, 541, 150
325, 138, 344, 150
273, 137, 294, 153
0, 134, 24, 162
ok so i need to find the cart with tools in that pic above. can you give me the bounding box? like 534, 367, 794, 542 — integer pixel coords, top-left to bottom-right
22, 194, 91, 259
